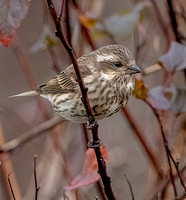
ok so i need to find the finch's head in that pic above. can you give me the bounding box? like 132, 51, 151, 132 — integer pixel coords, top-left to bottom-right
93, 44, 141, 76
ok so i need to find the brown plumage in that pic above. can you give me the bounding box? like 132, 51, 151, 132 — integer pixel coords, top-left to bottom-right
10, 44, 141, 123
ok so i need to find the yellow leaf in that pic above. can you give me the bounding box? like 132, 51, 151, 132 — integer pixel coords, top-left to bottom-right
132, 79, 148, 100
79, 14, 97, 29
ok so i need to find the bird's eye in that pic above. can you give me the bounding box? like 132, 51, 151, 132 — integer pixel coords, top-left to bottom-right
114, 62, 122, 67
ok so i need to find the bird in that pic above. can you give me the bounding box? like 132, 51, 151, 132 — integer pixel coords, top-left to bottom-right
10, 44, 141, 123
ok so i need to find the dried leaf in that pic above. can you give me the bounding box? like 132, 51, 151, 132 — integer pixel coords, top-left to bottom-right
64, 145, 107, 191
165, 85, 186, 114
95, 1, 150, 40
29, 25, 59, 53
147, 85, 186, 113
132, 78, 148, 100
158, 41, 186, 72
147, 86, 171, 110
0, 0, 31, 47
79, 15, 97, 29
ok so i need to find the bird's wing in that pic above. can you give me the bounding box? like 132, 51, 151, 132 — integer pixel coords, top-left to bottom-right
37, 72, 77, 94
37, 62, 91, 94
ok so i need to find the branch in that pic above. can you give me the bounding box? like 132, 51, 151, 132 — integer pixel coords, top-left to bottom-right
46, 1, 116, 199
150, 166, 186, 200
168, 152, 186, 191
123, 173, 135, 200
166, 0, 186, 81
8, 173, 16, 200
167, 0, 181, 42
0, 116, 63, 153
34, 155, 40, 200
145, 100, 178, 197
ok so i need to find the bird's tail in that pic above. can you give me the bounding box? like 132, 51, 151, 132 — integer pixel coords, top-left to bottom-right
9, 91, 38, 98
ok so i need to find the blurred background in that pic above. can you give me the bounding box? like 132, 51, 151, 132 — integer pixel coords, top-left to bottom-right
0, 0, 186, 199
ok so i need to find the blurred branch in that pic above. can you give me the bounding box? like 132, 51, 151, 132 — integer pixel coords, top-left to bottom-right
133, 25, 146, 64
123, 173, 135, 200
122, 108, 162, 177
11, 34, 50, 119
71, 0, 96, 50
166, 0, 186, 81
81, 25, 96, 50
169, 153, 186, 191
0, 116, 63, 153
8, 173, 16, 200
177, 192, 186, 200
150, 166, 186, 200
145, 100, 178, 197
142, 64, 162, 75
34, 155, 40, 200
167, 0, 181, 42
0, 122, 22, 199
46, 1, 116, 199
146, 100, 186, 192
50, 128, 72, 181
150, 0, 171, 49
47, 46, 61, 73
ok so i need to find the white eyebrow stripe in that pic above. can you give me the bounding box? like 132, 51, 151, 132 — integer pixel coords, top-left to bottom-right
96, 54, 115, 62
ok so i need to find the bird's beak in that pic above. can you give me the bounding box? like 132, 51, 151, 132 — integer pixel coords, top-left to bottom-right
126, 64, 141, 75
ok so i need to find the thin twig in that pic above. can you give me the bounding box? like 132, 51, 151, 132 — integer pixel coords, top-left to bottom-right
34, 155, 40, 200
46, 1, 116, 199
145, 100, 178, 197
150, 166, 186, 200
0, 116, 63, 153
8, 172, 16, 200
123, 173, 135, 200
59, 0, 65, 19
168, 152, 186, 191
64, 0, 72, 46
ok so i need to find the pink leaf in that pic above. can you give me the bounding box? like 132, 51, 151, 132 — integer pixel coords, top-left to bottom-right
64, 145, 107, 191
0, 0, 31, 47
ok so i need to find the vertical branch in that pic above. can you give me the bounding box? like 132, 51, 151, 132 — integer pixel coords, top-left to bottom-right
167, 0, 181, 42
34, 155, 40, 200
145, 101, 178, 197
64, 0, 72, 46
150, 0, 171, 49
46, 1, 116, 199
166, 0, 186, 80
0, 122, 22, 200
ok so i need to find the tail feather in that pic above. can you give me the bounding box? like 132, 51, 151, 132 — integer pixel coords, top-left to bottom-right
9, 91, 38, 98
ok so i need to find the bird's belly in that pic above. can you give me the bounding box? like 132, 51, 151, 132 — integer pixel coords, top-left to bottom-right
47, 88, 127, 123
